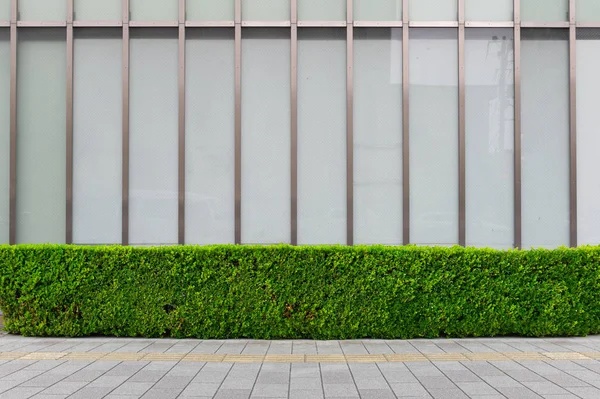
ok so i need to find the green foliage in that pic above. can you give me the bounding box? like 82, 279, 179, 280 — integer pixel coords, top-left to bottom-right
0, 244, 599, 339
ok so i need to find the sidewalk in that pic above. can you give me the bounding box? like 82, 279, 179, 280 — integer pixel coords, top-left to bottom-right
1, 335, 600, 399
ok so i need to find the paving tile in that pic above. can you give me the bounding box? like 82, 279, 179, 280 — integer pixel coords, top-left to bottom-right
455, 381, 499, 395
291, 364, 320, 379
523, 380, 570, 395
192, 371, 230, 384
390, 382, 430, 397
110, 381, 154, 395
354, 378, 390, 390
31, 395, 69, 399
495, 386, 544, 399
37, 381, 87, 395
417, 375, 456, 389
214, 389, 252, 399
565, 386, 600, 399
321, 371, 354, 384
64, 386, 113, 399
289, 389, 324, 399
427, 388, 469, 399
180, 382, 220, 397
358, 389, 396, 399
0, 387, 44, 399
153, 374, 194, 389
250, 383, 289, 397
256, 371, 289, 384
221, 378, 258, 389
323, 383, 360, 397
86, 374, 129, 387
140, 388, 183, 399
290, 378, 322, 390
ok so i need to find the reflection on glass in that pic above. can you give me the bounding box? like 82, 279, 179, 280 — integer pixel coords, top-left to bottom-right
241, 29, 291, 244
465, 0, 513, 21
75, 0, 121, 20
577, 0, 600, 22
409, 0, 457, 21
354, 28, 402, 244
465, 29, 514, 248
409, 28, 458, 245
298, 29, 346, 244
187, 0, 234, 21
521, 29, 569, 248
0, 30, 8, 244
0, 0, 10, 21
73, 29, 122, 244
243, 0, 289, 21
521, 0, 568, 22
129, 29, 178, 245
576, 30, 600, 244
17, 29, 66, 243
354, 0, 401, 21
130, 0, 178, 21
18, 0, 66, 21
186, 29, 235, 244
298, 0, 346, 21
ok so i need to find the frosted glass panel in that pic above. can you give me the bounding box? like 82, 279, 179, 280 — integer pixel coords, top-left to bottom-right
17, 29, 66, 243
298, 29, 346, 245
241, 29, 290, 244
466, 0, 513, 21
465, 29, 514, 248
521, 0, 568, 21
0, 0, 9, 21
186, 29, 235, 244
354, 28, 402, 245
75, 0, 121, 21
19, 0, 66, 21
410, 0, 457, 21
409, 29, 458, 245
577, 30, 600, 245
73, 30, 122, 245
578, 0, 600, 22
130, 29, 178, 245
521, 29, 569, 248
187, 0, 234, 21
354, 0, 402, 21
0, 30, 8, 244
131, 0, 178, 21
298, 0, 346, 21
243, 0, 289, 20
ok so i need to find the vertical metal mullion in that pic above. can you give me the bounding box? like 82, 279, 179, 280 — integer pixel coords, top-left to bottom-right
178, 0, 185, 245
402, 0, 409, 245
290, 0, 298, 245
346, 0, 354, 246
8, 0, 17, 245
66, 0, 74, 244
458, 0, 466, 246
513, 0, 522, 248
234, 0, 241, 244
122, 0, 130, 245
569, 0, 577, 247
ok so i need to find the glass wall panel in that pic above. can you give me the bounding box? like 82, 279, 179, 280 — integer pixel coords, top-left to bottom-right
187, 0, 234, 21
465, 0, 513, 21
465, 29, 514, 248
354, 0, 402, 21
186, 29, 235, 244
130, 29, 178, 245
298, 29, 346, 245
521, 0, 568, 21
131, 0, 178, 21
0, 30, 8, 244
354, 28, 402, 245
241, 29, 290, 244
577, 0, 600, 22
18, 0, 66, 21
243, 0, 289, 21
17, 29, 66, 243
75, 0, 121, 21
409, 28, 458, 245
409, 0, 457, 21
298, 0, 346, 21
0, 0, 9, 21
521, 29, 569, 248
576, 30, 600, 245
73, 29, 122, 244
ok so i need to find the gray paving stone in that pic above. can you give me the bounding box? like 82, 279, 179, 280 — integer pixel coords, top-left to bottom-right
565, 386, 600, 398
540, 395, 579, 399
128, 369, 169, 383
37, 381, 87, 395
86, 374, 129, 387
110, 381, 154, 395
354, 378, 390, 390
192, 371, 230, 384
140, 388, 184, 399
250, 383, 289, 397
390, 382, 430, 397
291, 364, 320, 379
31, 395, 68, 399
358, 389, 396, 399
0, 387, 44, 399
523, 380, 570, 395
427, 388, 469, 399
418, 375, 456, 389
321, 371, 354, 384
153, 374, 194, 389
256, 371, 289, 384
64, 386, 113, 399
443, 370, 481, 382
290, 377, 322, 390
289, 389, 324, 399
213, 389, 252, 399
180, 382, 220, 397
495, 386, 544, 399
221, 378, 258, 389
455, 381, 499, 395
481, 374, 523, 388
323, 383, 359, 397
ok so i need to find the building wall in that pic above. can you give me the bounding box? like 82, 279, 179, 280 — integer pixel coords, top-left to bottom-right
1, 0, 599, 248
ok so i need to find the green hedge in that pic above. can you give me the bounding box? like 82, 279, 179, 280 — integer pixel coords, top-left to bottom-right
0, 244, 599, 339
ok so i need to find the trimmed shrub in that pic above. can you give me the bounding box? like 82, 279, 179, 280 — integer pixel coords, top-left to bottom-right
0, 244, 599, 339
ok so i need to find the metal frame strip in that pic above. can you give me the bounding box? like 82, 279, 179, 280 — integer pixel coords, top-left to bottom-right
242, 21, 291, 27
402, 0, 409, 245
73, 21, 123, 27
185, 21, 235, 27
8, 0, 16, 245
66, 0, 74, 244
513, 0, 522, 248
122, 0, 130, 245
569, 0, 577, 247
234, 0, 241, 244
346, 0, 354, 246
458, 0, 466, 246
297, 21, 346, 27
353, 21, 403, 27
178, 0, 185, 245
291, 0, 298, 245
